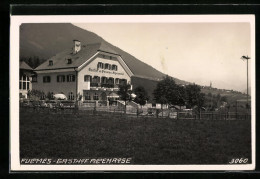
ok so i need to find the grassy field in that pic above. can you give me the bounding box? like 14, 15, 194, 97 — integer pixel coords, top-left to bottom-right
20, 111, 251, 164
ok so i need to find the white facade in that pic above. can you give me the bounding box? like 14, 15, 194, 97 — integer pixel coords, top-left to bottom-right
33, 50, 133, 103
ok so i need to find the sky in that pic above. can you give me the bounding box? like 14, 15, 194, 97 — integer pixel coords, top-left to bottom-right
74, 23, 251, 92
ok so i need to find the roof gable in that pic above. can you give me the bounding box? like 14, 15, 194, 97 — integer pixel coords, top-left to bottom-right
98, 42, 119, 55
20, 61, 33, 70
78, 51, 133, 77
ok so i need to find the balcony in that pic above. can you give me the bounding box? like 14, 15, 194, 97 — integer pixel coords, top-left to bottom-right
89, 82, 120, 91
90, 82, 99, 87
101, 83, 114, 88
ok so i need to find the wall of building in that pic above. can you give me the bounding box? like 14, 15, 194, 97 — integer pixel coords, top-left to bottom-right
33, 71, 77, 98
77, 55, 131, 95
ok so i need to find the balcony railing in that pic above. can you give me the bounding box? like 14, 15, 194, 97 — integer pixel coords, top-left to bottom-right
90, 82, 99, 87
90, 82, 116, 88
101, 83, 114, 88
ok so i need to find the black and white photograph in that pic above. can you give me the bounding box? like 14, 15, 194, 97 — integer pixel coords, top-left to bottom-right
10, 15, 255, 171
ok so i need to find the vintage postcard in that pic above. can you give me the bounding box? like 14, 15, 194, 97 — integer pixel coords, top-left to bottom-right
10, 15, 255, 171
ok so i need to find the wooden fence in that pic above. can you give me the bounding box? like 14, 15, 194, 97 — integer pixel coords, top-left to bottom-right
19, 101, 250, 120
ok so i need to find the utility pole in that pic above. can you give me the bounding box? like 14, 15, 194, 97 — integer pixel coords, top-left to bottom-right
241, 55, 250, 112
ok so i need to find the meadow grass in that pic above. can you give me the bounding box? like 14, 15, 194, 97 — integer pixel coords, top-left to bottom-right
20, 111, 251, 164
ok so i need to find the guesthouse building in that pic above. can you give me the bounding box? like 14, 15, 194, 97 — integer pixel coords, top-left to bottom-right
33, 40, 134, 106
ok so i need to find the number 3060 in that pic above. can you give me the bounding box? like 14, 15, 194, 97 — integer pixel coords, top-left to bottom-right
229, 158, 248, 164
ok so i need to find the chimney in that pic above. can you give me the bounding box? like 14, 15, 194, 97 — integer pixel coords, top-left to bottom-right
73, 40, 81, 54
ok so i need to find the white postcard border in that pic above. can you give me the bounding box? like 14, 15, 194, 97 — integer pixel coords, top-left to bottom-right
10, 15, 256, 171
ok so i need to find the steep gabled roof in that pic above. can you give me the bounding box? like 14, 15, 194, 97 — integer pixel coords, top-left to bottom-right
98, 41, 118, 55
35, 42, 119, 71
20, 61, 33, 70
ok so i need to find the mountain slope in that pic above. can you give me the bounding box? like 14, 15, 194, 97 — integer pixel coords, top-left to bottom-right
20, 23, 187, 84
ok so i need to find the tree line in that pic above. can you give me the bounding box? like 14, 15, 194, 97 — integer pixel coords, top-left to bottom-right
153, 75, 205, 110
119, 75, 206, 112
20, 56, 46, 69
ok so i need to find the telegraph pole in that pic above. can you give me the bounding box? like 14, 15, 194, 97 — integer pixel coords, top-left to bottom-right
241, 55, 250, 111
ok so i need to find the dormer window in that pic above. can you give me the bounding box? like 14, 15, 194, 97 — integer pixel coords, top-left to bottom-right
49, 60, 53, 66
67, 59, 72, 64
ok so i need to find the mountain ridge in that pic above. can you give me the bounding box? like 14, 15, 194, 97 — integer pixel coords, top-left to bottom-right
20, 23, 188, 84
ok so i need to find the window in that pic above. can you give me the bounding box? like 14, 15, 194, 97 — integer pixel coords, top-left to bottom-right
67, 59, 72, 64
84, 75, 92, 82
27, 82, 30, 90
84, 92, 91, 100
20, 74, 31, 90
115, 78, 119, 84
112, 65, 118, 71
119, 79, 127, 85
101, 77, 107, 84
67, 74, 75, 82
110, 56, 112, 60
49, 60, 53, 66
32, 75, 37, 82
93, 93, 99, 100
57, 75, 65, 82
108, 64, 112, 70
104, 63, 109, 69
68, 92, 74, 100
108, 78, 114, 84
92, 76, 100, 83
97, 62, 103, 69
43, 76, 51, 83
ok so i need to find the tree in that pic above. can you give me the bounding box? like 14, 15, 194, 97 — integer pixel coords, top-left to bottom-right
173, 85, 186, 108
153, 75, 181, 117
185, 84, 205, 108
20, 56, 46, 69
134, 86, 149, 107
220, 96, 227, 103
117, 83, 132, 114
185, 84, 205, 118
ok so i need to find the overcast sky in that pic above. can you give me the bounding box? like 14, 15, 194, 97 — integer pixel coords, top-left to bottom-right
74, 23, 251, 92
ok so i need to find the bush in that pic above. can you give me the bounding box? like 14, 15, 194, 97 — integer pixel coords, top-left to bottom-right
28, 90, 45, 101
